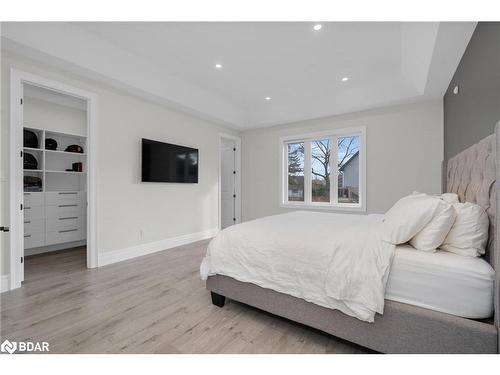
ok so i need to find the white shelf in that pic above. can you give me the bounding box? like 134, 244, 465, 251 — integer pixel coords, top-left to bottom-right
45, 129, 86, 138
24, 126, 87, 193
26, 125, 85, 138
46, 170, 86, 174
24, 126, 43, 132
45, 190, 86, 193
44, 149, 86, 156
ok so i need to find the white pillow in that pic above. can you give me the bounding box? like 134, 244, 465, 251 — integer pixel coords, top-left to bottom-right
409, 198, 456, 252
382, 193, 442, 245
412, 191, 459, 204
440, 202, 489, 257
440, 193, 459, 204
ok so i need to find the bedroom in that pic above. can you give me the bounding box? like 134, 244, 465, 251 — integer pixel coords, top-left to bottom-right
1, 0, 500, 372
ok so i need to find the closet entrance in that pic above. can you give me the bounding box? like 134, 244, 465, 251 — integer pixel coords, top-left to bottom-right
9, 70, 97, 290
22, 85, 87, 280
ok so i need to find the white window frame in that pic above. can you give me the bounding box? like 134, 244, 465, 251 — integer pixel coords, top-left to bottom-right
279, 126, 366, 212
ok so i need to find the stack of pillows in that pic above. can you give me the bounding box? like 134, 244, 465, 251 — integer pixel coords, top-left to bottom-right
382, 192, 489, 257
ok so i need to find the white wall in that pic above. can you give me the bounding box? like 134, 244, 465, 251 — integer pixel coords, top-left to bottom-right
1, 51, 239, 277
242, 100, 444, 221
0, 51, 444, 281
24, 96, 86, 136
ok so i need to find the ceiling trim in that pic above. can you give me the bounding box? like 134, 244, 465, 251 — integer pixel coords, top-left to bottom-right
424, 22, 477, 97
1, 22, 476, 130
1, 22, 246, 128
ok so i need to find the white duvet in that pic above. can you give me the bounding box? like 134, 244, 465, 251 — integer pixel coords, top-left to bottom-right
200, 211, 395, 322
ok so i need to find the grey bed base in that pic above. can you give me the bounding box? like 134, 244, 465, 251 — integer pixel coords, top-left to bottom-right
206, 123, 500, 354
207, 275, 497, 353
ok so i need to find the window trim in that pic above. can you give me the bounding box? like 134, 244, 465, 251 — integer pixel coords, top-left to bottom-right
279, 126, 366, 212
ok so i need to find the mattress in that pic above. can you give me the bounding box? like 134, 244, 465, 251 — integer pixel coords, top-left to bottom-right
386, 245, 495, 319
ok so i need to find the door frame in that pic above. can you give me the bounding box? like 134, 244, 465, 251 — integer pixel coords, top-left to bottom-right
218, 133, 241, 231
9, 68, 98, 290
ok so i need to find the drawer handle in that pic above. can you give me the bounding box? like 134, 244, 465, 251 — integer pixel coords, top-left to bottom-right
59, 216, 78, 220
25, 206, 31, 210
24, 220, 31, 224
58, 192, 78, 195
24, 234, 31, 238
24, 193, 31, 196
59, 229, 78, 233
58, 204, 78, 207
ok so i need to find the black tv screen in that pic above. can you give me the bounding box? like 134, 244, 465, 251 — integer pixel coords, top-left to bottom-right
142, 138, 198, 183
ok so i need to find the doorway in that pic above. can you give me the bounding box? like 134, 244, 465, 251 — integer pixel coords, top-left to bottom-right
9, 69, 98, 291
218, 134, 241, 230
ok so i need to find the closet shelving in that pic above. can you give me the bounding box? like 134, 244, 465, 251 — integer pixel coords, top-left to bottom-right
23, 126, 87, 193
23, 126, 88, 250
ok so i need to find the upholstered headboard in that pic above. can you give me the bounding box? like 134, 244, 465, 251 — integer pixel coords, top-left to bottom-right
446, 133, 496, 262
445, 122, 499, 329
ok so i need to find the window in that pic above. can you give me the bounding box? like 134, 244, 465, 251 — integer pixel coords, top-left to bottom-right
287, 142, 304, 202
280, 127, 365, 211
311, 139, 330, 203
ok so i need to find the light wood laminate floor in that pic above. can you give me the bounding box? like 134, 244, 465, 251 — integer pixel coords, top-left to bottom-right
0, 240, 371, 354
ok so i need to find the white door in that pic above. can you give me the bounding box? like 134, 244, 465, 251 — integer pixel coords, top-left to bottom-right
0, 134, 8, 288
221, 138, 236, 229
20, 88, 25, 282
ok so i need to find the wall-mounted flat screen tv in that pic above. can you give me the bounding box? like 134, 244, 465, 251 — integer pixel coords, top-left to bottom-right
141, 138, 198, 183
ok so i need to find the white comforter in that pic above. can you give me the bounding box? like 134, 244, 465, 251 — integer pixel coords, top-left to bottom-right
200, 211, 395, 322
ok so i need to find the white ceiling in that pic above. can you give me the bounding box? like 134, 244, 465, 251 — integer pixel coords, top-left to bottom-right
2, 22, 476, 129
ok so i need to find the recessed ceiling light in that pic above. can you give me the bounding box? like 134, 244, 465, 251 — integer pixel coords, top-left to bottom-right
313, 24, 322, 31
265, 96, 272, 101
215, 63, 223, 69
341, 77, 349, 82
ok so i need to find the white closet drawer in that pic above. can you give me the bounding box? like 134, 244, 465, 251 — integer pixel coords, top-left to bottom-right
46, 228, 85, 245
46, 217, 86, 232
24, 232, 45, 249
46, 204, 85, 219
46, 191, 86, 206
24, 205, 45, 220
24, 219, 44, 234
23, 192, 44, 207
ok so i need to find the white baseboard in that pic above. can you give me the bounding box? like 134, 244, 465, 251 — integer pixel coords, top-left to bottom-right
1, 275, 10, 293
98, 228, 218, 267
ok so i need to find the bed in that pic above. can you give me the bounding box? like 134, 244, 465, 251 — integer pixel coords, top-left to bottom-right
203, 123, 500, 354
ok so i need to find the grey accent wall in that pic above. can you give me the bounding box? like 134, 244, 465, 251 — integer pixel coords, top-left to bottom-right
444, 22, 500, 159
